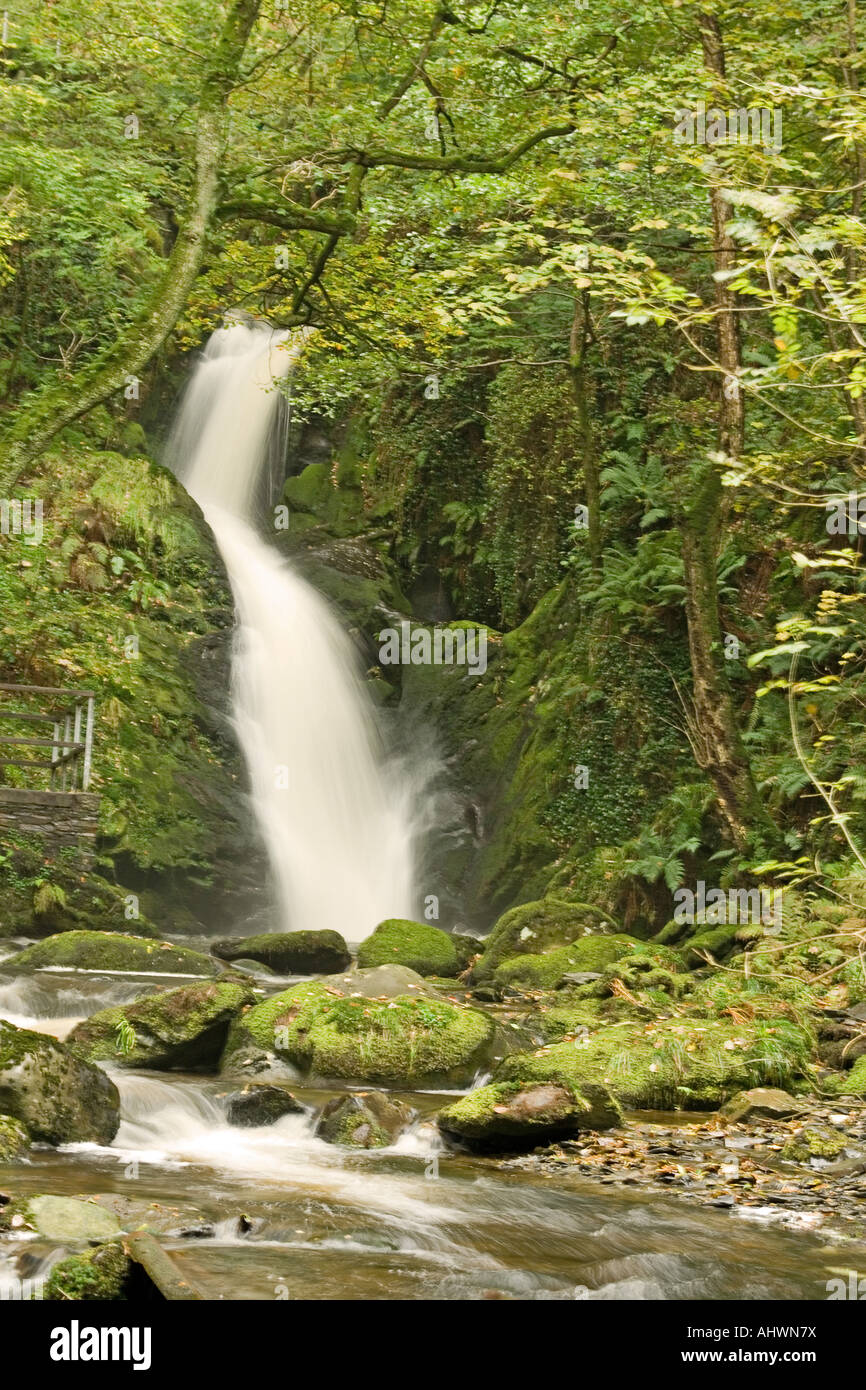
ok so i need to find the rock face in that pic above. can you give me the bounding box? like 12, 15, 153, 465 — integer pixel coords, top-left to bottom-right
316, 1092, 415, 1148
0, 1021, 120, 1144
221, 973, 496, 1087
437, 1080, 621, 1150
68, 980, 254, 1071
224, 1084, 305, 1127
212, 930, 351, 975
357, 919, 460, 978
471, 899, 625, 982
721, 1088, 808, 1123
1, 930, 219, 977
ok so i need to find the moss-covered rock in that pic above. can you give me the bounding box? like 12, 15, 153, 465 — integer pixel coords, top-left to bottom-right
0, 1194, 121, 1241
2, 930, 219, 977
472, 898, 623, 982
437, 1078, 621, 1150
221, 976, 495, 1087
46, 1243, 129, 1301
721, 1088, 807, 1123
495, 1015, 814, 1111
68, 979, 254, 1070
828, 1055, 866, 1096
0, 1020, 120, 1144
0, 1113, 29, 1160
212, 930, 351, 975
781, 1126, 849, 1162
494, 934, 642, 991
316, 1091, 415, 1148
357, 919, 460, 977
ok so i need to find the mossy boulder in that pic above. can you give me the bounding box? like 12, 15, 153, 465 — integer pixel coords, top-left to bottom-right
212, 930, 351, 975
0, 1194, 121, 1241
825, 1055, 866, 1097
0, 1113, 29, 1160
472, 898, 623, 982
721, 1088, 807, 1123
46, 1243, 129, 1301
0, 1020, 120, 1144
495, 1016, 814, 1111
357, 919, 460, 977
221, 976, 496, 1087
1, 930, 219, 977
437, 1079, 621, 1151
316, 1092, 415, 1148
68, 980, 254, 1071
494, 934, 642, 991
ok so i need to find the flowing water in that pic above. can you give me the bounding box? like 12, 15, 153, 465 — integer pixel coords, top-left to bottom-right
167, 319, 416, 940
0, 323, 856, 1301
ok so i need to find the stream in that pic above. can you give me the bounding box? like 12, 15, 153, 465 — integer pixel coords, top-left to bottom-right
0, 963, 853, 1301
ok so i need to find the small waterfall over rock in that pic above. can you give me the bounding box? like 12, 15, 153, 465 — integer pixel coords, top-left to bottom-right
168, 320, 416, 940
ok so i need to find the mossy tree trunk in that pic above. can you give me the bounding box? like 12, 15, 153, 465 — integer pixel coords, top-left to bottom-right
678, 12, 779, 853
0, 0, 264, 491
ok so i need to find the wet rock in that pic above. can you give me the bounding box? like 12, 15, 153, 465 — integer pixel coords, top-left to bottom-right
0, 1020, 120, 1144
224, 1083, 305, 1127
0, 1194, 121, 1241
316, 1092, 415, 1148
357, 919, 460, 977
0, 930, 219, 977
212, 930, 351, 975
721, 1088, 809, 1123
68, 980, 254, 1071
437, 1080, 621, 1151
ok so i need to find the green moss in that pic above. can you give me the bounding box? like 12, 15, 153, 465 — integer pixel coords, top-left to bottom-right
494, 933, 641, 990
0, 1113, 29, 1160
823, 1055, 866, 1097
496, 1015, 815, 1111
357, 919, 460, 977
3, 930, 219, 976
223, 978, 495, 1087
781, 1126, 848, 1162
46, 1242, 129, 1301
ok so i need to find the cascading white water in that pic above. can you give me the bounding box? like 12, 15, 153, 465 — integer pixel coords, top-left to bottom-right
169, 320, 416, 940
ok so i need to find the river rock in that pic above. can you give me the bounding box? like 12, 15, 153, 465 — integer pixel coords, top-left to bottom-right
45, 1242, 129, 1301
0, 1020, 120, 1144
221, 974, 496, 1087
472, 898, 626, 982
224, 1083, 305, 1127
357, 919, 460, 977
212, 930, 351, 975
68, 980, 254, 1070
721, 1088, 809, 1123
493, 935, 642, 991
316, 1092, 415, 1148
0, 1194, 121, 1241
1, 930, 219, 977
437, 1080, 621, 1151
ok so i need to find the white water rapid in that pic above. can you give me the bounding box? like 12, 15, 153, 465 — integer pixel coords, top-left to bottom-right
169, 320, 416, 940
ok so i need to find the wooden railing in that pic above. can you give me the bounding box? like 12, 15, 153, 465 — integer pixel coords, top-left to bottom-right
0, 684, 96, 791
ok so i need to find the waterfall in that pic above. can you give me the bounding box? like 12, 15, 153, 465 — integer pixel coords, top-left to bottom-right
168, 320, 416, 941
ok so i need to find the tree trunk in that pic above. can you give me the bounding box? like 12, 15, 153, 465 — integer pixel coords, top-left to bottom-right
678, 12, 778, 852
0, 0, 263, 491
